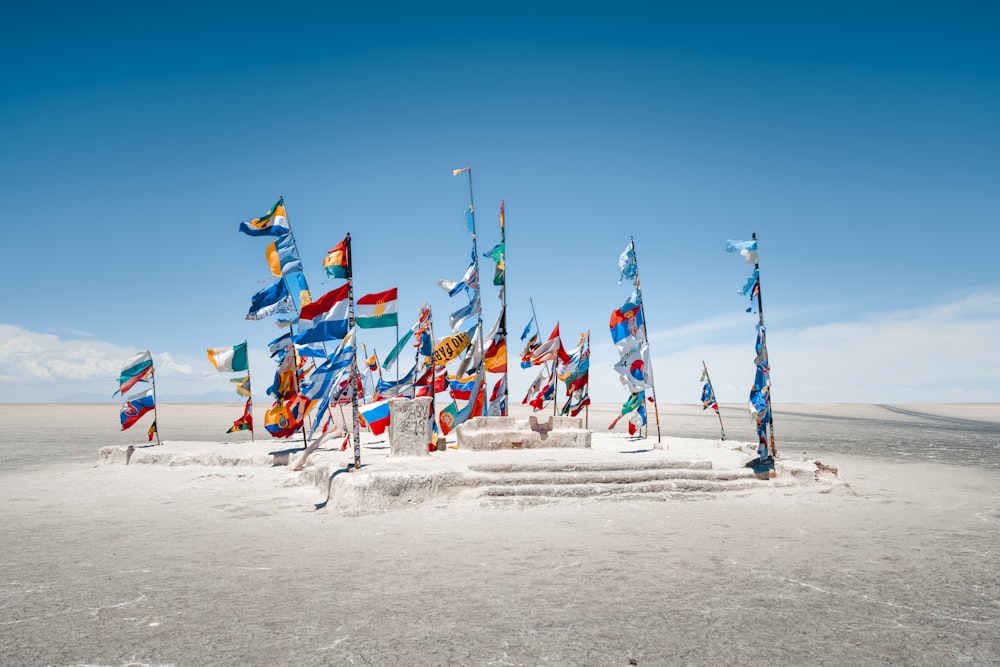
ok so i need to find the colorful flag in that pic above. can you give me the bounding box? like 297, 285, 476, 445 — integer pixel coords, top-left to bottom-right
725, 239, 758, 265
294, 282, 351, 344
366, 353, 379, 373
120, 387, 155, 431
146, 420, 157, 442
520, 333, 540, 369
522, 366, 549, 405
433, 331, 471, 366
483, 242, 504, 286
207, 342, 249, 373
312, 328, 356, 378
356, 288, 398, 329
454, 368, 485, 424
359, 400, 391, 436
246, 279, 295, 321
228, 398, 253, 433
264, 395, 309, 438
608, 391, 645, 429
266, 234, 302, 277
701, 381, 718, 412
531, 323, 570, 365
488, 375, 507, 416
483, 337, 507, 374
239, 198, 290, 237
619, 242, 637, 284
323, 237, 349, 279
268, 332, 292, 358
614, 344, 652, 392
266, 351, 298, 400
438, 400, 459, 435
115, 351, 153, 396
609, 306, 645, 353
448, 374, 478, 400
231, 375, 251, 398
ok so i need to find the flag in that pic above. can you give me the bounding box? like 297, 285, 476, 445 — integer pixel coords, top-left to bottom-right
488, 375, 507, 416
266, 351, 298, 400
206, 342, 249, 373
359, 399, 391, 436
452, 166, 470, 177
115, 351, 153, 396
374, 365, 417, 400
323, 237, 349, 279
464, 205, 475, 237
439, 400, 459, 435
231, 375, 251, 398
294, 340, 327, 358
146, 420, 157, 442
366, 353, 379, 373
619, 242, 637, 284
266, 234, 302, 276
613, 343, 653, 392
294, 282, 351, 344
609, 306, 645, 353
701, 382, 718, 412
528, 376, 555, 411
628, 405, 647, 436
449, 298, 481, 332
268, 332, 292, 358
383, 329, 414, 370
739, 269, 760, 297
483, 337, 507, 374
356, 288, 398, 329
264, 395, 309, 438
520, 333, 540, 369
246, 279, 295, 321
312, 328, 356, 378
120, 387, 155, 431
725, 239, 758, 265
437, 261, 478, 298
609, 391, 644, 429
522, 367, 549, 405
621, 288, 642, 313
499, 200, 505, 230
448, 374, 478, 401
483, 242, 504, 286
454, 368, 485, 424
520, 316, 535, 341
754, 326, 769, 370
228, 398, 253, 433
239, 198, 290, 237
531, 323, 570, 365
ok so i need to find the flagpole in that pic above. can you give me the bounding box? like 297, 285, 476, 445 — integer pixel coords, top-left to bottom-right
246, 341, 255, 443
629, 237, 662, 444
751, 232, 776, 459
702, 360, 726, 441
499, 200, 508, 416
428, 307, 438, 444
464, 164, 487, 417
345, 233, 362, 471
585, 331, 590, 429
149, 351, 161, 445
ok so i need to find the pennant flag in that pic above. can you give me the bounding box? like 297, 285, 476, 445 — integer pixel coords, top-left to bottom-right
726, 239, 758, 265
228, 398, 253, 433
120, 387, 155, 431
609, 306, 645, 353
246, 279, 296, 321
356, 288, 398, 329
452, 166, 470, 177
531, 323, 570, 365
483, 242, 505, 286
207, 342, 249, 373
619, 242, 637, 284
115, 351, 153, 396
383, 328, 414, 370
614, 343, 653, 392
231, 375, 251, 398
439, 400, 459, 435
266, 234, 302, 277
432, 331, 471, 365
294, 282, 351, 344
359, 400, 391, 436
323, 237, 349, 279
147, 420, 157, 442
239, 198, 290, 237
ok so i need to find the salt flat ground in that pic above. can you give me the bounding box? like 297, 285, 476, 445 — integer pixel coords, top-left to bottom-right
1, 403, 998, 666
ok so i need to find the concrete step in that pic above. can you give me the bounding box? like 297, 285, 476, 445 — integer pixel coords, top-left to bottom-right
475, 476, 792, 499
466, 459, 714, 474
466, 467, 756, 488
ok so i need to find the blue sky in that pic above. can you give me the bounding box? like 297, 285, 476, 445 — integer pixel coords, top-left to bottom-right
2, 1, 998, 405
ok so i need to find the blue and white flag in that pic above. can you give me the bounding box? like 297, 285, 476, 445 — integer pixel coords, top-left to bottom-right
450, 298, 481, 332
725, 239, 758, 265
246, 279, 296, 321
618, 242, 637, 284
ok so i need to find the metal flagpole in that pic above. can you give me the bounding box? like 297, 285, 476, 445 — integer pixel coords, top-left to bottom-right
751, 232, 776, 459
462, 164, 487, 417
629, 237, 661, 444
702, 360, 726, 441
499, 200, 508, 416
345, 233, 362, 471
245, 340, 255, 443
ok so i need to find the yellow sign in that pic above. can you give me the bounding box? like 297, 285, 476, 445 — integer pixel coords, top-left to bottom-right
433, 332, 471, 364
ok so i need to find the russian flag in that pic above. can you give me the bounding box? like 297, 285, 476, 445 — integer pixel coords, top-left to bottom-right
294, 283, 351, 345
360, 400, 391, 436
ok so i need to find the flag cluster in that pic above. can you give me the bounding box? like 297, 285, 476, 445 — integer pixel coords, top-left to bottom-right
608, 240, 653, 434
117, 351, 156, 440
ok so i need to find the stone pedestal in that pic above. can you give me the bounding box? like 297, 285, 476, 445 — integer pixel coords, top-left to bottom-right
388, 397, 433, 457
455, 415, 592, 450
